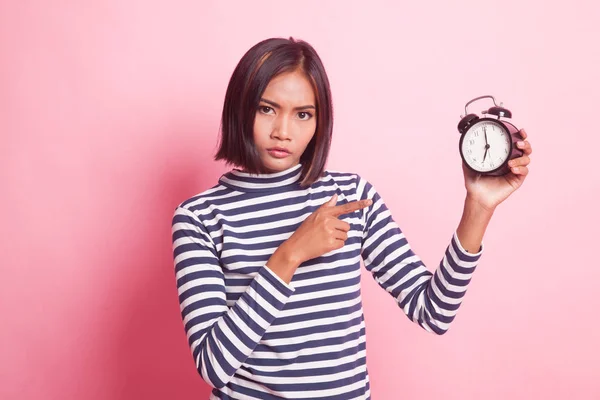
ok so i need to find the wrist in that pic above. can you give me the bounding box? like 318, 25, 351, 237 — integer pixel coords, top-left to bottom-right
277, 240, 302, 268
465, 194, 496, 216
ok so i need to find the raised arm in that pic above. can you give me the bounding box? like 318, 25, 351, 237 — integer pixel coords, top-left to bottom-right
356, 176, 484, 335
171, 206, 295, 388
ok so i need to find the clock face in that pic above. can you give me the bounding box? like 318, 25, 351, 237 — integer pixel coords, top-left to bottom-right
461, 120, 511, 172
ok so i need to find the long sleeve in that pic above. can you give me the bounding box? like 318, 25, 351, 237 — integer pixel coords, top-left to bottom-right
356, 176, 484, 335
171, 206, 295, 388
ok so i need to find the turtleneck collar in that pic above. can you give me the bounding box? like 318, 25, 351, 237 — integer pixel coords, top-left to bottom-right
218, 162, 304, 192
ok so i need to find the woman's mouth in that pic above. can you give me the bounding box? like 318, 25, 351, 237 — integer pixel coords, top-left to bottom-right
267, 148, 291, 158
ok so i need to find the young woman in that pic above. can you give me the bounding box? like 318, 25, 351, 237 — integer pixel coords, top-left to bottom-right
171, 37, 532, 399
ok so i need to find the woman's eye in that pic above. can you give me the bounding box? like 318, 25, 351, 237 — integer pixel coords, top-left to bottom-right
259, 106, 273, 114
298, 111, 313, 120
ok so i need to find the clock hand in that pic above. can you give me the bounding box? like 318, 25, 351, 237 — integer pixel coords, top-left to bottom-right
482, 126, 490, 163
484, 126, 489, 145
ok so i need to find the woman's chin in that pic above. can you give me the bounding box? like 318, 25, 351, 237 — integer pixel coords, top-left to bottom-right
260, 156, 296, 173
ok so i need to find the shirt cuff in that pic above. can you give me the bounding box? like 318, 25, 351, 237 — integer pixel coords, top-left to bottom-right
452, 229, 484, 261
261, 264, 296, 294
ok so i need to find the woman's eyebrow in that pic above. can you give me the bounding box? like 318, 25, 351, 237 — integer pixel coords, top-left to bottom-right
260, 98, 316, 111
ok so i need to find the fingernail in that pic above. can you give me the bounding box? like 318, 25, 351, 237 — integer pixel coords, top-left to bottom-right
518, 141, 524, 146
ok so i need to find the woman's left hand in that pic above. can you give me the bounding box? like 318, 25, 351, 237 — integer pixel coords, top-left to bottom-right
462, 128, 532, 213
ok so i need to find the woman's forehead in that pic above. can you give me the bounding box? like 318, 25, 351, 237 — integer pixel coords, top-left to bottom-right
262, 71, 315, 105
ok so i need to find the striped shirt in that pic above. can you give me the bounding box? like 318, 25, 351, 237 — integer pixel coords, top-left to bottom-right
171, 162, 484, 399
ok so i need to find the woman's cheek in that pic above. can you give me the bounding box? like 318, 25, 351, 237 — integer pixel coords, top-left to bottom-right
253, 116, 270, 138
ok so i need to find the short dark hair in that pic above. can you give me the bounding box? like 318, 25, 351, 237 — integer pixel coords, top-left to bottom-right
214, 36, 334, 188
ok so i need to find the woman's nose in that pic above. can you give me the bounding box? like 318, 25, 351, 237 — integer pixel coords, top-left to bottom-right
272, 116, 291, 139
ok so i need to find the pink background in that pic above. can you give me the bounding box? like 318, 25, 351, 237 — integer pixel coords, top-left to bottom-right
2, 1, 599, 399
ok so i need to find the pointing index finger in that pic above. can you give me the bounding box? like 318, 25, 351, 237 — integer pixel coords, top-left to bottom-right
329, 199, 373, 217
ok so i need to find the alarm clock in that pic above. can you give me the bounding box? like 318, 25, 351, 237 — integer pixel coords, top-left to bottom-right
457, 95, 524, 176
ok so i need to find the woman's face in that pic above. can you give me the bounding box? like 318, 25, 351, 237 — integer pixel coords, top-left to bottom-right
253, 69, 317, 173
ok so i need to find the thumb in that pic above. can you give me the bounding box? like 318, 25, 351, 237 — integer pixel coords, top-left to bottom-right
323, 193, 337, 207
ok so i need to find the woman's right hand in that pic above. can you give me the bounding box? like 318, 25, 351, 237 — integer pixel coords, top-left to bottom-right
284, 193, 373, 265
